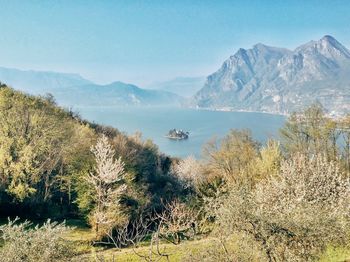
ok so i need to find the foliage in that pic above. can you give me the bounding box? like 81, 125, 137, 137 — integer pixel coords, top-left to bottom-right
280, 103, 339, 159
253, 139, 282, 180
0, 87, 74, 201
87, 135, 128, 238
213, 154, 350, 261
3, 86, 350, 261
183, 234, 266, 262
0, 87, 97, 218
0, 218, 74, 262
0, 86, 184, 222
202, 129, 259, 184
172, 155, 203, 190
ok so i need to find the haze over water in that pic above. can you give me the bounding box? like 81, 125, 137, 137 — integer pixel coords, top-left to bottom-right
76, 106, 286, 158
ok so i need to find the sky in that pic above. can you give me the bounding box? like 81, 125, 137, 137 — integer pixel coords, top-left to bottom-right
0, 0, 349, 86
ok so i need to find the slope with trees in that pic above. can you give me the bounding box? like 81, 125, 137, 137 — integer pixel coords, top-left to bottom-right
1, 83, 350, 261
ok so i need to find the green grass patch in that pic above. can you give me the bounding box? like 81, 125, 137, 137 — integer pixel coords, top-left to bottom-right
318, 245, 350, 262
75, 238, 215, 262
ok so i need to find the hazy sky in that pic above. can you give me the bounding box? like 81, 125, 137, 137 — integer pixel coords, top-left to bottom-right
0, 0, 349, 86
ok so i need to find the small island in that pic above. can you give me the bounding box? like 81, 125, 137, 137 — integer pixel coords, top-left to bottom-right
165, 129, 189, 140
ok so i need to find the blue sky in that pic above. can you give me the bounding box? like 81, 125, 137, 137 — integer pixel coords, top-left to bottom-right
0, 0, 349, 86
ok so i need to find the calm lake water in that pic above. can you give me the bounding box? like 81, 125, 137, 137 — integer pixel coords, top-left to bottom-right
76, 106, 286, 158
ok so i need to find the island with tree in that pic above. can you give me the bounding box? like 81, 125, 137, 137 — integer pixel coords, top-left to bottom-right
166, 129, 189, 140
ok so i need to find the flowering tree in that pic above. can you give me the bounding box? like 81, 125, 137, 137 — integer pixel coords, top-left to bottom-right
173, 156, 203, 189
88, 135, 127, 238
213, 154, 350, 261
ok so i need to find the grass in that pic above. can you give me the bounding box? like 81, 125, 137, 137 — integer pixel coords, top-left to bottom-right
61, 221, 350, 261
74, 237, 215, 262
318, 245, 350, 262
63, 219, 101, 256
60, 220, 214, 261
2, 218, 350, 261
68, 231, 350, 262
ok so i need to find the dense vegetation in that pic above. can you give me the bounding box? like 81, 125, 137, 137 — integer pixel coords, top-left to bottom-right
1, 85, 350, 261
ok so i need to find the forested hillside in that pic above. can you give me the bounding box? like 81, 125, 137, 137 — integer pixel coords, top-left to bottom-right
0, 84, 184, 221
1, 84, 350, 261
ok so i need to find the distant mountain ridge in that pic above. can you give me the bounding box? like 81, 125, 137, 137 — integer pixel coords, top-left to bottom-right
147, 76, 206, 98
52, 81, 184, 107
0, 67, 183, 107
0, 67, 92, 94
193, 35, 350, 116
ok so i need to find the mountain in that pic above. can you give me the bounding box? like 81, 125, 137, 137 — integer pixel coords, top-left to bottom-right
148, 76, 206, 98
0, 67, 183, 107
193, 35, 350, 116
0, 67, 92, 94
51, 81, 184, 107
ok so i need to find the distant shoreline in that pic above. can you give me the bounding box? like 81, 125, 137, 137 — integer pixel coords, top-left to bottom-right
189, 106, 289, 117
164, 135, 187, 140
189, 106, 346, 119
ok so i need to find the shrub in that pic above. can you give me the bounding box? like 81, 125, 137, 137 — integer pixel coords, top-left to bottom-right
212, 154, 350, 261
0, 218, 74, 262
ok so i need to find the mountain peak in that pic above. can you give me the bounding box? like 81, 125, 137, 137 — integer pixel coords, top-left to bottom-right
295, 35, 350, 60
252, 43, 276, 51
228, 48, 248, 62
319, 35, 346, 50
321, 35, 337, 43
193, 35, 350, 115
237, 48, 247, 54
253, 43, 267, 48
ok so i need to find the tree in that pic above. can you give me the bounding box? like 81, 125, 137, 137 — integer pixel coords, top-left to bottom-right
87, 135, 127, 238
280, 103, 339, 159
157, 200, 197, 245
213, 154, 350, 261
173, 155, 203, 189
105, 200, 197, 261
0, 87, 74, 202
252, 140, 282, 180
202, 129, 259, 184
338, 114, 350, 173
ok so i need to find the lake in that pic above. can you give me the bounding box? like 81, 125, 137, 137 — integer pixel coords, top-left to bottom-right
76, 106, 286, 158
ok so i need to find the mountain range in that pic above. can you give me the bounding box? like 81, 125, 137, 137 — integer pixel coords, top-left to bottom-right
2, 35, 350, 115
51, 81, 183, 107
0, 67, 92, 94
0, 67, 183, 107
193, 35, 350, 116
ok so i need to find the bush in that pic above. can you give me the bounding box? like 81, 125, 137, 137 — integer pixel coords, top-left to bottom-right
0, 218, 74, 262
212, 154, 350, 261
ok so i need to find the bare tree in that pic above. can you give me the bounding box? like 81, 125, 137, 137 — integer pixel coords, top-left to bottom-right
94, 214, 173, 262
96, 200, 197, 261
157, 200, 197, 245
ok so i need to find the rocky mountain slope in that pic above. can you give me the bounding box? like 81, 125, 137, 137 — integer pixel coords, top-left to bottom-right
193, 35, 350, 115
